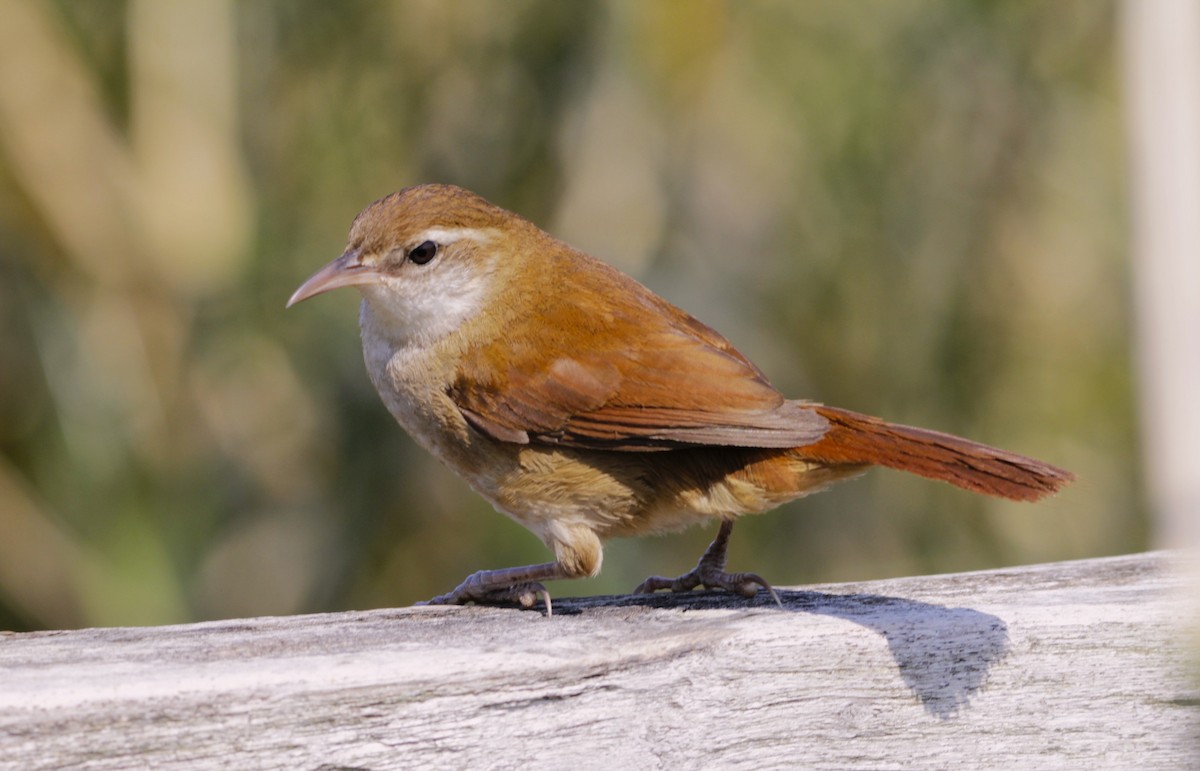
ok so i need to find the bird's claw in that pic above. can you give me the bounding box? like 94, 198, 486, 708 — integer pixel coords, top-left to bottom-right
634, 520, 781, 607
635, 568, 781, 607
417, 576, 553, 615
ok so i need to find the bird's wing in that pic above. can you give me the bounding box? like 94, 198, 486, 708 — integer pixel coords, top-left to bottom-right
449, 256, 829, 451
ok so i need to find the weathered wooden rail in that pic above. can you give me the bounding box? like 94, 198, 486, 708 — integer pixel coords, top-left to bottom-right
1, 552, 1195, 769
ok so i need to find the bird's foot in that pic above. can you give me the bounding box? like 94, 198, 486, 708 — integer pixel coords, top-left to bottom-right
415, 564, 559, 615
634, 520, 781, 606
634, 565, 780, 605
419, 579, 550, 610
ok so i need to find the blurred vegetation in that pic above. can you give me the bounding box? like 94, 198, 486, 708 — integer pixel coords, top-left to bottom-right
0, 0, 1133, 631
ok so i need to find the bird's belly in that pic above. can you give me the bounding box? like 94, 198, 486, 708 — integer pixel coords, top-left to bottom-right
615, 447, 869, 538
360, 320, 865, 547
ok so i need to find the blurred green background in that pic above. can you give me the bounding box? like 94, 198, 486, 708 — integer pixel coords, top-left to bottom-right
0, 0, 1131, 631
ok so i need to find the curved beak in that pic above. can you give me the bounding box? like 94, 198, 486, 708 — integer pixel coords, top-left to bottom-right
286, 249, 382, 308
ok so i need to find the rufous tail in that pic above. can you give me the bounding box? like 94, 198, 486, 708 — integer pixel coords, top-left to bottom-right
799, 405, 1074, 502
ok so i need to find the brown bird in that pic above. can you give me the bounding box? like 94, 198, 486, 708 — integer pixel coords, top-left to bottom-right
288, 184, 1073, 614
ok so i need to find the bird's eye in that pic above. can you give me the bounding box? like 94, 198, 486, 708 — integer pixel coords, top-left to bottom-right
408, 240, 437, 265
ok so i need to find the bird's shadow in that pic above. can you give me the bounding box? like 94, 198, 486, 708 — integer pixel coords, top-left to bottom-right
781, 589, 1009, 718
558, 588, 1009, 719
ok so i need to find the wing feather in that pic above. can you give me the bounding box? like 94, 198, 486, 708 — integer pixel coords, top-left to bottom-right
449, 248, 829, 451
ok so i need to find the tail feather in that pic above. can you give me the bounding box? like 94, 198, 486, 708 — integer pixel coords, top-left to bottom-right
799, 405, 1074, 502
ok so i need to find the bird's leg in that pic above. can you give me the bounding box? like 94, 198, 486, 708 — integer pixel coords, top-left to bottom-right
418, 562, 565, 616
635, 520, 781, 606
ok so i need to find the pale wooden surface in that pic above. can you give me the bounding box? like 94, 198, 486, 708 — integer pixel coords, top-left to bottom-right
0, 552, 1195, 770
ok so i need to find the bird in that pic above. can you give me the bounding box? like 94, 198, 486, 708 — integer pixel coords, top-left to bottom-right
287, 183, 1073, 615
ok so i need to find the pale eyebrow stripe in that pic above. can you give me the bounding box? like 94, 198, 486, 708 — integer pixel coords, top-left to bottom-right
414, 227, 495, 245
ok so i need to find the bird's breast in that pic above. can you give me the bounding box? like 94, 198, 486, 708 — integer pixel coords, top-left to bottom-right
359, 301, 486, 470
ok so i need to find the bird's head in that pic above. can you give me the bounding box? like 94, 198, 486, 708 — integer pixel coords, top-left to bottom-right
287, 184, 531, 343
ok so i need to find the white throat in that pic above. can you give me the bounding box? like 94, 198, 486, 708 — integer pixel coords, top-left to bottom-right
357, 232, 495, 351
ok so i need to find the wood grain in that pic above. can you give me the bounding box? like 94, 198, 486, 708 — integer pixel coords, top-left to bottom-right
0, 552, 1195, 769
